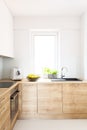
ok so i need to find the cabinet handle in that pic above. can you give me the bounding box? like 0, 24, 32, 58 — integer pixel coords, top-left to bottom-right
11, 91, 19, 101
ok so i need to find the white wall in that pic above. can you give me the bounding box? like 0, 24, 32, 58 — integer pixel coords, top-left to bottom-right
14, 16, 80, 30
81, 13, 87, 80
0, 57, 3, 79
2, 30, 29, 78
60, 30, 81, 78
3, 16, 81, 78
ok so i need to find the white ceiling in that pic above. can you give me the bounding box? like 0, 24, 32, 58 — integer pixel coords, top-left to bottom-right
4, 0, 87, 16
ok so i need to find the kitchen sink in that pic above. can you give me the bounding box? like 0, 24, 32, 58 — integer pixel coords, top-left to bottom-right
51, 78, 82, 82
63, 78, 82, 81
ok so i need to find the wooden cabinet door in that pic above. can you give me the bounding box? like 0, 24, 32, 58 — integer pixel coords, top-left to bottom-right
21, 83, 37, 118
63, 83, 87, 113
38, 83, 62, 114
0, 93, 10, 130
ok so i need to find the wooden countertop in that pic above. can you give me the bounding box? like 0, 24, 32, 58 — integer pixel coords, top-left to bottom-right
22, 78, 87, 83
0, 88, 8, 96
0, 78, 87, 98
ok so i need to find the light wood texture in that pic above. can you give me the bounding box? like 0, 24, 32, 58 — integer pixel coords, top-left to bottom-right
0, 83, 21, 130
0, 114, 10, 130
0, 88, 8, 98
20, 83, 37, 119
1, 81, 87, 123
63, 83, 87, 113
38, 83, 62, 114
0, 92, 10, 130
38, 113, 87, 119
0, 93, 9, 107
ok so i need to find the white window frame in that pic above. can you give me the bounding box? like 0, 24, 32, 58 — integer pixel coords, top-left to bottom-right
30, 30, 60, 74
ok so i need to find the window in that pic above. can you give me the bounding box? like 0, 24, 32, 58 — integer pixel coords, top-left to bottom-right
31, 31, 59, 74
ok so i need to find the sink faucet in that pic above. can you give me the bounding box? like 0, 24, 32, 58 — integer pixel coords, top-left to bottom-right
61, 67, 68, 78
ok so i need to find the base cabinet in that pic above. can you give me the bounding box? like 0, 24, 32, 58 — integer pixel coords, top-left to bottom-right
63, 83, 87, 114
0, 93, 10, 130
19, 82, 87, 119
20, 83, 37, 119
38, 83, 62, 114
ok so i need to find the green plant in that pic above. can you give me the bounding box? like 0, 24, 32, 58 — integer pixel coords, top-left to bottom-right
50, 70, 58, 74
43, 67, 58, 75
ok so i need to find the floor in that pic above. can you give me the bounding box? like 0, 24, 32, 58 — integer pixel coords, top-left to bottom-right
13, 119, 87, 130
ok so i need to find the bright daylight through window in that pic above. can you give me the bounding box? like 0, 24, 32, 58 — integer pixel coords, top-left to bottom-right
32, 32, 58, 75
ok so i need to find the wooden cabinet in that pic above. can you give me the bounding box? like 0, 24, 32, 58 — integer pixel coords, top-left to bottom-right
19, 82, 87, 119
38, 83, 62, 114
0, 0, 14, 57
63, 83, 87, 113
20, 83, 37, 119
0, 92, 10, 130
